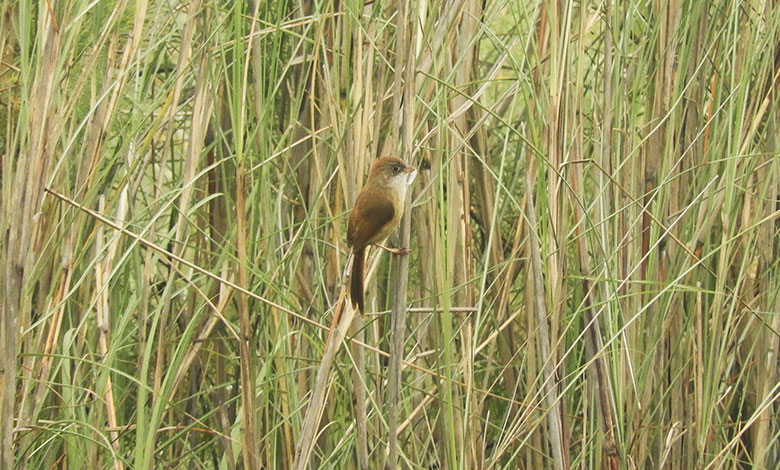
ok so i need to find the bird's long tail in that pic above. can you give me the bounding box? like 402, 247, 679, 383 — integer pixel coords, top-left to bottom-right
350, 247, 365, 314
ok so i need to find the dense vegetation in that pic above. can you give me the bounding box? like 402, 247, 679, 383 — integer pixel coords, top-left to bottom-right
2, 1, 779, 469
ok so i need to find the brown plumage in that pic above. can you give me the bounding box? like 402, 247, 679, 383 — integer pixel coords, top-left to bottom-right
347, 156, 416, 313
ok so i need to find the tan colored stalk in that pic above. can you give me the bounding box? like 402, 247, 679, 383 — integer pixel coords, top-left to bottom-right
386, 1, 415, 468
4, 4, 64, 469
293, 289, 356, 470
350, 11, 370, 468
235, 167, 260, 470
526, 172, 567, 470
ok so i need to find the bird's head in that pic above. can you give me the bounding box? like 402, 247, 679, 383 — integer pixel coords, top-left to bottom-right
368, 156, 416, 190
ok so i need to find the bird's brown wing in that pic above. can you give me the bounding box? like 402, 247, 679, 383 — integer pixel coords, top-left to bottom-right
347, 195, 395, 249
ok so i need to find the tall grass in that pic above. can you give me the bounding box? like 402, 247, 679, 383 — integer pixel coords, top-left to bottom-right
2, 0, 779, 469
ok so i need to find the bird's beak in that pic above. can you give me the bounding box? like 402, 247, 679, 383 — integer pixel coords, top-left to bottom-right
404, 166, 417, 186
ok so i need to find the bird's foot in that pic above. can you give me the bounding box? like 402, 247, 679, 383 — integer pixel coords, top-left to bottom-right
375, 243, 409, 255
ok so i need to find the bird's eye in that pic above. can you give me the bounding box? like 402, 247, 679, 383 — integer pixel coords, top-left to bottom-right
392, 165, 400, 172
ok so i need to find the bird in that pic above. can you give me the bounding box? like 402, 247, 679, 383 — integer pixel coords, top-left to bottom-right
347, 156, 416, 313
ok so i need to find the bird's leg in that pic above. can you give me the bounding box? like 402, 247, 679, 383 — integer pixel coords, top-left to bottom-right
374, 243, 409, 255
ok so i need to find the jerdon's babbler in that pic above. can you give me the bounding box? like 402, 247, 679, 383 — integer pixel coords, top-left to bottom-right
347, 156, 416, 313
